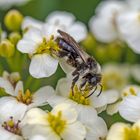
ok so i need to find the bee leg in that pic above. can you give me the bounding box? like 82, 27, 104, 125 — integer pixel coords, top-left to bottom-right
97, 84, 103, 97
80, 79, 87, 91
85, 86, 97, 98
71, 74, 79, 95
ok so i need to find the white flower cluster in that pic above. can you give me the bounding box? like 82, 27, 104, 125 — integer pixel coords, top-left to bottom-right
89, 0, 140, 54
0, 0, 140, 139
0, 10, 109, 140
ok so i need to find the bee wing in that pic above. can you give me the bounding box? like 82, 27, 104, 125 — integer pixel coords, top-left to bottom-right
57, 30, 87, 63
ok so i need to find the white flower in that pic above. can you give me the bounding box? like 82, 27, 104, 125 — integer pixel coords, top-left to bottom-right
22, 103, 86, 140
17, 27, 59, 78
119, 85, 140, 122
45, 11, 87, 42
0, 108, 27, 140
22, 16, 44, 30
0, 80, 55, 117
117, 11, 140, 54
45, 77, 108, 140
89, 0, 127, 43
0, 0, 30, 9
106, 121, 140, 140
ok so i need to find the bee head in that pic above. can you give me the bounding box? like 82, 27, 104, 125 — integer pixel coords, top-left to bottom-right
88, 73, 102, 86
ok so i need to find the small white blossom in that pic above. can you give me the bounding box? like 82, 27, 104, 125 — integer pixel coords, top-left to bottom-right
22, 103, 86, 140
45, 11, 87, 42
89, 0, 127, 43
119, 85, 140, 122
17, 27, 59, 78
0, 108, 27, 140
0, 80, 55, 117
107, 121, 140, 140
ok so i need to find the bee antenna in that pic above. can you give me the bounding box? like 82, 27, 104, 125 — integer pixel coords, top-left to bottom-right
97, 84, 103, 97
85, 86, 97, 98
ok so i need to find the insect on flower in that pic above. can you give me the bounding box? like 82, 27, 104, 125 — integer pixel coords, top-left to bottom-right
56, 30, 102, 97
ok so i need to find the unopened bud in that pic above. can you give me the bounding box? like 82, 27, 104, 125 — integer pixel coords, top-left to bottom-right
4, 10, 23, 31
0, 39, 15, 58
9, 32, 21, 45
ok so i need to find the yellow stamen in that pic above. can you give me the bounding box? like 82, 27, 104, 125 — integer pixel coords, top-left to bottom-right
47, 111, 66, 135
16, 89, 32, 105
69, 85, 90, 105
36, 36, 60, 56
129, 87, 137, 96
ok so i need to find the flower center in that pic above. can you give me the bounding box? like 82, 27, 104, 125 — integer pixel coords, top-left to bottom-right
16, 89, 32, 105
36, 36, 60, 56
69, 85, 90, 105
2, 117, 21, 135
124, 126, 140, 140
122, 87, 137, 97
47, 111, 66, 135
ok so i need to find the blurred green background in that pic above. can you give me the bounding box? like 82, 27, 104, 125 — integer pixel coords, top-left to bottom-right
0, 0, 100, 24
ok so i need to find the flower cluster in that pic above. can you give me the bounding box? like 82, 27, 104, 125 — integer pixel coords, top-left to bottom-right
0, 0, 140, 139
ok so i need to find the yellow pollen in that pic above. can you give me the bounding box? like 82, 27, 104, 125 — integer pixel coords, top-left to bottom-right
124, 126, 140, 140
69, 85, 90, 105
129, 87, 137, 96
16, 89, 32, 105
36, 36, 60, 56
47, 111, 66, 135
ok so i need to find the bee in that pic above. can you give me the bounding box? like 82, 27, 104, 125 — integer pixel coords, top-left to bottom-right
56, 30, 102, 97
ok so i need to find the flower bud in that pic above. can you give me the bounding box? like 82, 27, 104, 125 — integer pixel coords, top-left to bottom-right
4, 10, 23, 31
9, 32, 21, 45
0, 39, 15, 58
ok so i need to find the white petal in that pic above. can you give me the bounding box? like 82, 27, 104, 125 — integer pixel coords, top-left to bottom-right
90, 94, 107, 108
56, 77, 71, 97
31, 86, 55, 107
52, 103, 78, 124
22, 16, 43, 30
107, 101, 121, 115
117, 11, 140, 54
96, 1, 127, 17
101, 90, 119, 104
23, 27, 43, 43
22, 108, 48, 126
119, 96, 140, 122
77, 105, 98, 125
0, 97, 27, 123
17, 39, 37, 54
0, 126, 23, 140
86, 117, 108, 140
59, 58, 74, 74
68, 21, 87, 42
46, 11, 75, 27
89, 16, 118, 43
106, 123, 129, 140
29, 54, 58, 78
47, 95, 67, 107
61, 121, 86, 140
0, 78, 14, 95
14, 81, 24, 96
22, 125, 60, 140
